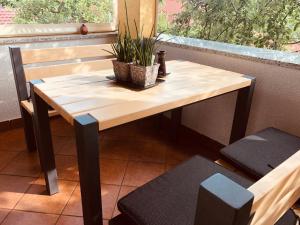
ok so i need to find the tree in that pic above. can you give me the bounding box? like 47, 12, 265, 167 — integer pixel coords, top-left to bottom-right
162, 0, 300, 50
1, 0, 113, 24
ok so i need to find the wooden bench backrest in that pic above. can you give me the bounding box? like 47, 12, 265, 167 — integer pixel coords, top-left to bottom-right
22, 44, 114, 81
10, 44, 114, 102
248, 150, 300, 225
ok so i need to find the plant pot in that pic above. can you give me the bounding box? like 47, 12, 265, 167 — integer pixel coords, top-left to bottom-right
112, 60, 132, 82
130, 64, 160, 88
80, 24, 88, 35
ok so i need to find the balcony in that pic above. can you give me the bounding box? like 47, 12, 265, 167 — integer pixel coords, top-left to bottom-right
0, 1, 300, 225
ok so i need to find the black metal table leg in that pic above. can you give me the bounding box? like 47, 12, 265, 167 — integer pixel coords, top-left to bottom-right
230, 76, 256, 144
30, 80, 59, 195
171, 107, 183, 140
74, 114, 103, 225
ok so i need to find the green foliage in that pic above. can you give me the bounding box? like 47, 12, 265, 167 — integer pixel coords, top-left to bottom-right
161, 0, 300, 50
1, 0, 113, 24
109, 29, 135, 63
157, 0, 170, 33
107, 1, 134, 63
133, 22, 162, 67
157, 12, 170, 33
0, 0, 15, 7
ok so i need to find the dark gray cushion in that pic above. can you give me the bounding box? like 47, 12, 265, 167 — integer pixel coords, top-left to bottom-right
221, 127, 300, 179
118, 156, 297, 225
109, 214, 135, 225
118, 156, 296, 225
118, 156, 251, 225
276, 210, 298, 225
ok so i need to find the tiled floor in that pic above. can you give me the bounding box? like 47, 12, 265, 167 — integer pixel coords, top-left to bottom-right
0, 117, 220, 225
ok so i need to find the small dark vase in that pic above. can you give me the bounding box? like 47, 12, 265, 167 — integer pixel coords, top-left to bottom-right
80, 24, 88, 35
157, 50, 166, 77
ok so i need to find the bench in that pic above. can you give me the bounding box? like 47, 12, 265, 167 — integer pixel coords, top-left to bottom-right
9, 44, 114, 151
110, 129, 300, 225
111, 152, 299, 225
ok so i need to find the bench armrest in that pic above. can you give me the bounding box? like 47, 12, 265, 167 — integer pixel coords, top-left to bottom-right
194, 173, 254, 225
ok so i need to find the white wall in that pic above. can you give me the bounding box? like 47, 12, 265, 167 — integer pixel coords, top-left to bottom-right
0, 36, 114, 122
159, 44, 300, 145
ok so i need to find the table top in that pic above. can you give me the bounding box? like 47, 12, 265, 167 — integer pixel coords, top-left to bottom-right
33, 60, 253, 131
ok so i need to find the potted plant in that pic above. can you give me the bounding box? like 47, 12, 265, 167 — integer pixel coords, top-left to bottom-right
110, 31, 134, 81
130, 24, 162, 88
107, 3, 134, 81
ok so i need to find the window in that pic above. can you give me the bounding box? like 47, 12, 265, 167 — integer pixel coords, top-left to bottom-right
0, 0, 117, 37
158, 0, 300, 52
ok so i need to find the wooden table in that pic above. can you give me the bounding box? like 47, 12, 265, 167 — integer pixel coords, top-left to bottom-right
30, 60, 255, 225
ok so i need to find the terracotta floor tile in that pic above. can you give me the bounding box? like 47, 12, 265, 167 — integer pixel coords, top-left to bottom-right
56, 155, 79, 181
1, 152, 41, 177
0, 128, 26, 152
51, 118, 74, 137
56, 215, 83, 225
117, 186, 137, 200
0, 175, 34, 209
56, 215, 109, 225
15, 178, 77, 214
102, 121, 161, 143
63, 184, 120, 220
101, 185, 121, 219
123, 161, 165, 187
1, 210, 58, 225
100, 159, 127, 185
53, 136, 77, 156
0, 117, 221, 225
165, 144, 195, 164
100, 139, 131, 160
113, 186, 137, 217
101, 123, 139, 140
128, 140, 166, 163
0, 209, 10, 223
0, 151, 19, 171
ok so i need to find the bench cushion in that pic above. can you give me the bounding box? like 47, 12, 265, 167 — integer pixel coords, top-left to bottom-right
118, 156, 251, 225
118, 156, 297, 225
220, 127, 300, 179
276, 210, 298, 225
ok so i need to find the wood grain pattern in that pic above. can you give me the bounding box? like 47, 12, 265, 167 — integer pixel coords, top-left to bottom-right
248, 150, 300, 225
24, 59, 114, 81
21, 100, 58, 117
21, 44, 113, 64
32, 60, 252, 131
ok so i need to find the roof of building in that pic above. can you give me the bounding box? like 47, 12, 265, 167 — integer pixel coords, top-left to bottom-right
0, 7, 16, 24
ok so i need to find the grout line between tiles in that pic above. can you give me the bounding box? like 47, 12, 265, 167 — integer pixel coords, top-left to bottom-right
8, 208, 61, 216
60, 182, 79, 215
0, 173, 41, 179
0, 209, 12, 225
56, 182, 79, 225
10, 175, 39, 215
111, 159, 130, 219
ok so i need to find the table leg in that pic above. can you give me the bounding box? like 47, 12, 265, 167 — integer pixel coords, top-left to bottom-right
171, 107, 183, 140
74, 114, 103, 225
30, 80, 58, 195
230, 76, 256, 144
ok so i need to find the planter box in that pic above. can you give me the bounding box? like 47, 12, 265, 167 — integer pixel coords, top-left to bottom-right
130, 64, 159, 88
112, 60, 132, 81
